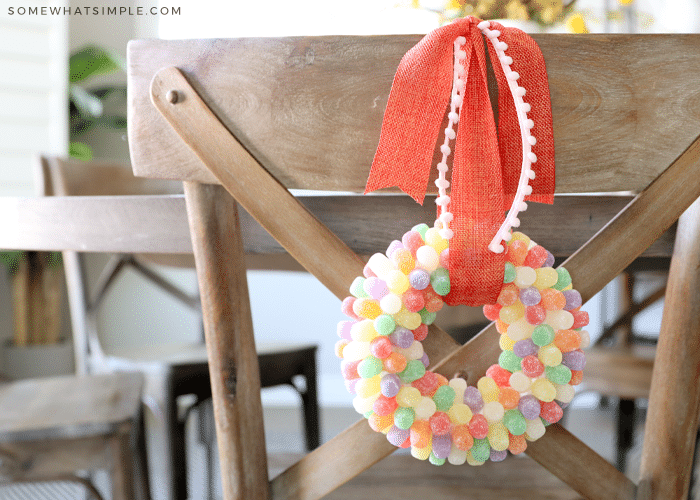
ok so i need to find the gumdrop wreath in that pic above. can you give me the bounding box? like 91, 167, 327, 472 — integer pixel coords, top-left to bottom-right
334, 18, 589, 466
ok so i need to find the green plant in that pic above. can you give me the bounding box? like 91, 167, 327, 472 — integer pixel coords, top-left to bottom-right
69, 44, 127, 161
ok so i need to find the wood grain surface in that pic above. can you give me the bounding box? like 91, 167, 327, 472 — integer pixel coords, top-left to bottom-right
128, 35, 700, 194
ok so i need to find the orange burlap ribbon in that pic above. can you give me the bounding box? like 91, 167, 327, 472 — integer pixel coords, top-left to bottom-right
365, 17, 555, 306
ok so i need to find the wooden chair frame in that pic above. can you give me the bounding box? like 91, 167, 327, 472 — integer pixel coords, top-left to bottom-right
125, 34, 700, 499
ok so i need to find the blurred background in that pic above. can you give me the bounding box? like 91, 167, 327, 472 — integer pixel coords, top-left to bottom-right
0, 0, 695, 498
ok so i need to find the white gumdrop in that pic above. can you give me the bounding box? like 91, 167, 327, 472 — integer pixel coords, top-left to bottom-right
448, 445, 468, 465
367, 253, 395, 279
380, 293, 402, 314
416, 245, 439, 272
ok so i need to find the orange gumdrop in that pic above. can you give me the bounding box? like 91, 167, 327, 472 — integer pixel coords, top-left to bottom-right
497, 284, 520, 307
508, 433, 528, 455
452, 424, 474, 451
540, 289, 566, 311
507, 240, 528, 266
496, 319, 509, 334
368, 413, 394, 432
554, 329, 581, 353
410, 420, 431, 448
498, 387, 521, 410
569, 370, 583, 385
435, 373, 449, 388
384, 352, 407, 373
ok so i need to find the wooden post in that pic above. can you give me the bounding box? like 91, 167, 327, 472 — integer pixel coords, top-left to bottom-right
637, 196, 700, 499
183, 182, 269, 500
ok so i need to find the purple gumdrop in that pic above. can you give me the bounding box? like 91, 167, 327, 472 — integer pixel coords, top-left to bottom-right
519, 286, 542, 307
386, 240, 404, 258
409, 269, 431, 291
562, 350, 586, 371
513, 338, 538, 358
386, 426, 410, 447
432, 434, 452, 459
380, 374, 401, 398
463, 386, 484, 413
420, 352, 429, 368
389, 327, 414, 348
563, 290, 583, 311
337, 321, 354, 341
544, 251, 555, 268
490, 449, 508, 462
518, 395, 541, 420
345, 378, 358, 395
365, 277, 389, 300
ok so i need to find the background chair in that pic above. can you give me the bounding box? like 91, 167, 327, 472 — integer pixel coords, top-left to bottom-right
0, 371, 148, 500
38, 156, 320, 500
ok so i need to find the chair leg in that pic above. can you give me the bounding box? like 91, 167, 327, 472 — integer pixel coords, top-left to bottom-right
300, 350, 320, 451
616, 398, 636, 473
110, 431, 137, 500
638, 197, 700, 499
184, 182, 269, 500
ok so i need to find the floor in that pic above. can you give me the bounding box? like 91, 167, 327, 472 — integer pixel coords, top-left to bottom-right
0, 394, 663, 500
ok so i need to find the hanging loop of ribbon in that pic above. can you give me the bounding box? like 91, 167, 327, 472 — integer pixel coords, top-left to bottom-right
365, 16, 555, 307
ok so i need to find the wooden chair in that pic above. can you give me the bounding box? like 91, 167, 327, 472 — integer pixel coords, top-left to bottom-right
124, 34, 700, 499
37, 156, 320, 500
0, 372, 149, 500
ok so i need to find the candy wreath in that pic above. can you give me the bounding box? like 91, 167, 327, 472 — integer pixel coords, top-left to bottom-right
335, 20, 589, 466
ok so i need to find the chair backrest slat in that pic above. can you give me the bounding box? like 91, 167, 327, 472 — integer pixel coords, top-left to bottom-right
128, 35, 700, 193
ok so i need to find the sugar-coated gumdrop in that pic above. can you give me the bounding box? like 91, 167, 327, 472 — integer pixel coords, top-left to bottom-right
519, 286, 541, 306
409, 269, 431, 290
545, 364, 572, 385
507, 240, 528, 266
410, 419, 432, 448
453, 424, 474, 451
369, 336, 392, 359
416, 245, 439, 272
385, 240, 403, 258
469, 414, 489, 440
571, 309, 590, 329
525, 417, 546, 441
384, 352, 407, 373
525, 305, 546, 325
533, 267, 558, 290
562, 350, 586, 371
430, 268, 451, 296
386, 270, 410, 295
563, 289, 582, 310
413, 371, 439, 396
569, 370, 583, 386
497, 284, 519, 306
380, 373, 401, 398
500, 302, 525, 324
358, 356, 383, 378
399, 359, 426, 383
425, 227, 448, 253
389, 327, 413, 348
518, 395, 541, 420
531, 324, 555, 347
524, 245, 548, 268
341, 296, 360, 320
363, 262, 377, 278
554, 267, 572, 290
429, 411, 451, 435
483, 303, 502, 321
337, 320, 354, 341
514, 267, 537, 288
373, 395, 398, 416
498, 350, 522, 373
397, 386, 421, 407
433, 385, 456, 412
439, 248, 450, 270
509, 371, 531, 392
432, 434, 452, 459
503, 262, 517, 283
394, 406, 415, 429
482, 401, 505, 423
463, 386, 484, 413
335, 339, 348, 357
419, 309, 437, 325
448, 403, 473, 425
505, 318, 534, 341
369, 413, 394, 432
341, 360, 360, 380
363, 277, 389, 300
521, 355, 545, 378
498, 387, 520, 410
503, 409, 527, 435
477, 376, 499, 403
387, 426, 410, 447
486, 364, 512, 387
391, 248, 415, 275
540, 401, 563, 424
530, 378, 556, 402
413, 323, 429, 342
470, 438, 491, 462
402, 288, 425, 313
538, 344, 563, 367
508, 433, 527, 455
513, 338, 537, 358
487, 422, 509, 451
540, 288, 566, 310
499, 333, 516, 352
544, 251, 555, 268
554, 329, 581, 352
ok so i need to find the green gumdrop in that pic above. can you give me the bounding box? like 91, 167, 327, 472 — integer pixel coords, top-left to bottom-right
546, 364, 572, 385
374, 314, 396, 336
364, 410, 374, 419
503, 410, 527, 436
554, 267, 572, 290
394, 407, 415, 430
431, 269, 451, 296
541, 417, 552, 427
498, 350, 523, 373
399, 359, 426, 383
532, 324, 555, 347
358, 356, 383, 378
471, 438, 491, 462
419, 309, 437, 325
412, 223, 430, 240
429, 453, 446, 466
433, 385, 456, 412
503, 262, 516, 284
350, 276, 368, 298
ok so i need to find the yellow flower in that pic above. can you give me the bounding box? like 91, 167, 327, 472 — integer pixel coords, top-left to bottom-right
565, 12, 589, 33
618, 0, 635, 4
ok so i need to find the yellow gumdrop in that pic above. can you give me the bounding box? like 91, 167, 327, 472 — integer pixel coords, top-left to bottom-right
562, 283, 573, 291
449, 377, 468, 402
395, 340, 424, 361
506, 318, 534, 342
395, 309, 422, 330
350, 320, 378, 342
356, 298, 382, 320
448, 403, 473, 425
386, 270, 410, 295
499, 302, 525, 324
352, 393, 379, 414
499, 333, 516, 351
342, 341, 370, 361
533, 267, 559, 290
397, 386, 422, 407
411, 443, 432, 461
355, 375, 381, 398
477, 376, 500, 403
531, 378, 557, 402
425, 227, 449, 254
466, 450, 486, 466
510, 232, 531, 248
391, 248, 416, 275
509, 371, 531, 392
555, 383, 576, 404
448, 446, 468, 465
525, 417, 546, 441
487, 422, 510, 451
538, 344, 563, 367
414, 396, 437, 420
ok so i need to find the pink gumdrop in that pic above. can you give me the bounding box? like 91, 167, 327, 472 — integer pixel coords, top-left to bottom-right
337, 320, 354, 341
370, 336, 393, 359
525, 305, 546, 325
469, 414, 489, 439
483, 304, 502, 322
412, 372, 439, 396
429, 412, 451, 435
373, 395, 398, 417
572, 310, 590, 329
403, 288, 425, 313
345, 378, 358, 395
486, 364, 512, 387
524, 245, 548, 268
439, 248, 449, 269
402, 231, 424, 257
341, 359, 360, 380
363, 262, 377, 278
341, 296, 360, 320
540, 401, 563, 424
364, 277, 389, 300
386, 240, 404, 259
